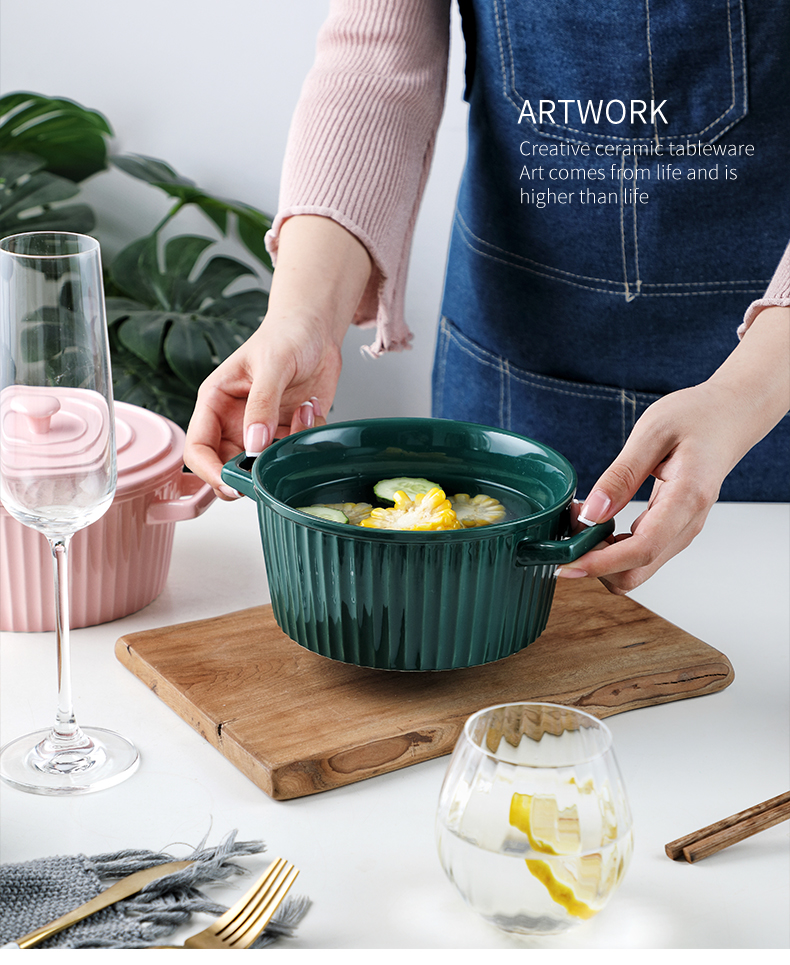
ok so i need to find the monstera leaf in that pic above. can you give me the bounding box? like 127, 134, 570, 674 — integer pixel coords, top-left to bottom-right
109, 337, 203, 431
0, 92, 112, 182
111, 154, 273, 271
106, 233, 268, 429
0, 153, 95, 238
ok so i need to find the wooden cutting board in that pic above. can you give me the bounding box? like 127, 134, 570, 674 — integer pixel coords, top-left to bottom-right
115, 579, 733, 800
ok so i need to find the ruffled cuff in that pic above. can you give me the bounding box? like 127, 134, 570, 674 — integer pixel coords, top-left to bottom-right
739, 240, 790, 337
264, 208, 414, 355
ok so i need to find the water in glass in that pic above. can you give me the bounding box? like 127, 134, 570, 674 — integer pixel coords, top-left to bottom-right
436, 702, 633, 935
0, 231, 138, 794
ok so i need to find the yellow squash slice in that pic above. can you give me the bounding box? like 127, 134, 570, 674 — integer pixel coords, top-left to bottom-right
450, 493, 506, 527
360, 487, 463, 531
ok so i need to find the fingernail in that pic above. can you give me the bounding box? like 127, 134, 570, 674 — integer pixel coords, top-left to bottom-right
556, 566, 587, 579
309, 396, 323, 418
577, 489, 611, 526
245, 423, 268, 457
219, 484, 242, 500
299, 400, 315, 428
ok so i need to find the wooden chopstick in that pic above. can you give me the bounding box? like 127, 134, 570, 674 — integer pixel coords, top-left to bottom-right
665, 790, 790, 863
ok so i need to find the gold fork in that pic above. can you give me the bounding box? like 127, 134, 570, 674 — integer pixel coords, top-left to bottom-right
159, 857, 299, 949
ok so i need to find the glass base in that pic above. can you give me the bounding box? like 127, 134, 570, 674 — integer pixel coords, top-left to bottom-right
0, 726, 139, 795
483, 912, 576, 936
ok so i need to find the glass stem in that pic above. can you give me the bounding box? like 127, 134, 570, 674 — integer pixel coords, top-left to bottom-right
48, 534, 82, 745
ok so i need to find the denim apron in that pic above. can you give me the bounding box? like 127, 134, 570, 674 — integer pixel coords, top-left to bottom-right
433, 0, 790, 500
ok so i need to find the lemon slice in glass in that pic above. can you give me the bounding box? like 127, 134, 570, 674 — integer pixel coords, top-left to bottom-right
510, 792, 621, 920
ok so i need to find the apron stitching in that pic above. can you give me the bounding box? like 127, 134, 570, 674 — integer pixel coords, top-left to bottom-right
494, 0, 518, 108
499, 355, 506, 426
642, 287, 765, 296
642, 279, 770, 287
643, 0, 660, 148
619, 193, 630, 301
511, 370, 643, 402
725, 0, 737, 113
497, 0, 745, 143
446, 320, 509, 371
619, 155, 638, 302
621, 391, 638, 444
633, 157, 642, 296
436, 316, 451, 410
456, 209, 625, 288
455, 210, 763, 295
444, 320, 660, 403
620, 390, 626, 444
737, 0, 749, 113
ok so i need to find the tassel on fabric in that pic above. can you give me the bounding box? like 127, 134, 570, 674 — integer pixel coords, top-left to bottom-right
0, 830, 310, 949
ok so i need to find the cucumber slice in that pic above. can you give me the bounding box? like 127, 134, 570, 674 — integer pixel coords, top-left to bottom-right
321, 502, 373, 525
296, 505, 349, 523
374, 477, 440, 502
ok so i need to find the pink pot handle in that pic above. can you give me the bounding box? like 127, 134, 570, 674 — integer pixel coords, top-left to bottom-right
146, 472, 216, 524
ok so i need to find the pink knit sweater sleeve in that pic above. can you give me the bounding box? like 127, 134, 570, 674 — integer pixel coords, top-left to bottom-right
739, 240, 790, 337
264, 0, 451, 355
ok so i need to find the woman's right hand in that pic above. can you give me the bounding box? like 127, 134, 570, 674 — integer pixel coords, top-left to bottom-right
184, 311, 341, 498
184, 215, 373, 499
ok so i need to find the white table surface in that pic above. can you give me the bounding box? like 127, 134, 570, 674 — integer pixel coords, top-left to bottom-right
1, 496, 788, 953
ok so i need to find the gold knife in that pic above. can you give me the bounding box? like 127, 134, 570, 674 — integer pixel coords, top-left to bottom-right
5, 860, 193, 948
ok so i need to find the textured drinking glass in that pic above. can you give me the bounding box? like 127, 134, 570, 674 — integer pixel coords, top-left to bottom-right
0, 231, 139, 794
436, 702, 633, 936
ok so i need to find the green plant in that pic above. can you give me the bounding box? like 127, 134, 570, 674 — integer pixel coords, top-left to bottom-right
0, 93, 109, 236
106, 234, 267, 429
0, 92, 272, 430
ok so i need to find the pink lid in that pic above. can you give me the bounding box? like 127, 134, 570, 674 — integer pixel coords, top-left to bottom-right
1, 385, 111, 478
0, 388, 185, 497
114, 401, 185, 496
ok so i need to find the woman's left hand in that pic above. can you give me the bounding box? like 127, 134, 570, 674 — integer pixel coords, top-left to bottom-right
556, 305, 790, 594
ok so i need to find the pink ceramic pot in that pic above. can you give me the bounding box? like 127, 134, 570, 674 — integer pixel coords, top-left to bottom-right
0, 401, 215, 631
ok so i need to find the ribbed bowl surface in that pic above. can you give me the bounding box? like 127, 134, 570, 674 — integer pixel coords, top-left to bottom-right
261, 510, 558, 670
236, 418, 578, 671
0, 484, 178, 632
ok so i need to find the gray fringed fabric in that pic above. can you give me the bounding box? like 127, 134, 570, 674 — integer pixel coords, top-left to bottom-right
0, 831, 310, 949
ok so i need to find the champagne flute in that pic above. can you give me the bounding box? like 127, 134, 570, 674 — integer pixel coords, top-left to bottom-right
0, 231, 139, 794
436, 702, 633, 935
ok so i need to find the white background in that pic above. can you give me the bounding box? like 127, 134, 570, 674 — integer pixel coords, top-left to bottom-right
1, 498, 788, 954
0, 0, 469, 423
2, 3, 789, 956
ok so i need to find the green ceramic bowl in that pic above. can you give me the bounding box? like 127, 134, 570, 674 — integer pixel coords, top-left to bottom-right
222, 418, 612, 671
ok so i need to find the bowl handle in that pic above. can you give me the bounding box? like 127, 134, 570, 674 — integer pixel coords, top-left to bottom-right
220, 453, 257, 499
515, 519, 615, 566
146, 471, 216, 524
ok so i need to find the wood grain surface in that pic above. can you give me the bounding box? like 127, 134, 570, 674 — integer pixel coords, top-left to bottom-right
115, 579, 734, 800
665, 790, 790, 862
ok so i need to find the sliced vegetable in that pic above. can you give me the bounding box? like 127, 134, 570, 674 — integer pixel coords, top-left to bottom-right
360, 487, 463, 531
510, 793, 582, 856
373, 477, 440, 503
450, 493, 507, 527
319, 502, 373, 525
296, 505, 349, 523
510, 790, 622, 920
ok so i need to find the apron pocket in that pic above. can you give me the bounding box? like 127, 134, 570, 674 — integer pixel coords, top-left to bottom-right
433, 316, 790, 502
493, 0, 748, 146
432, 316, 658, 497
